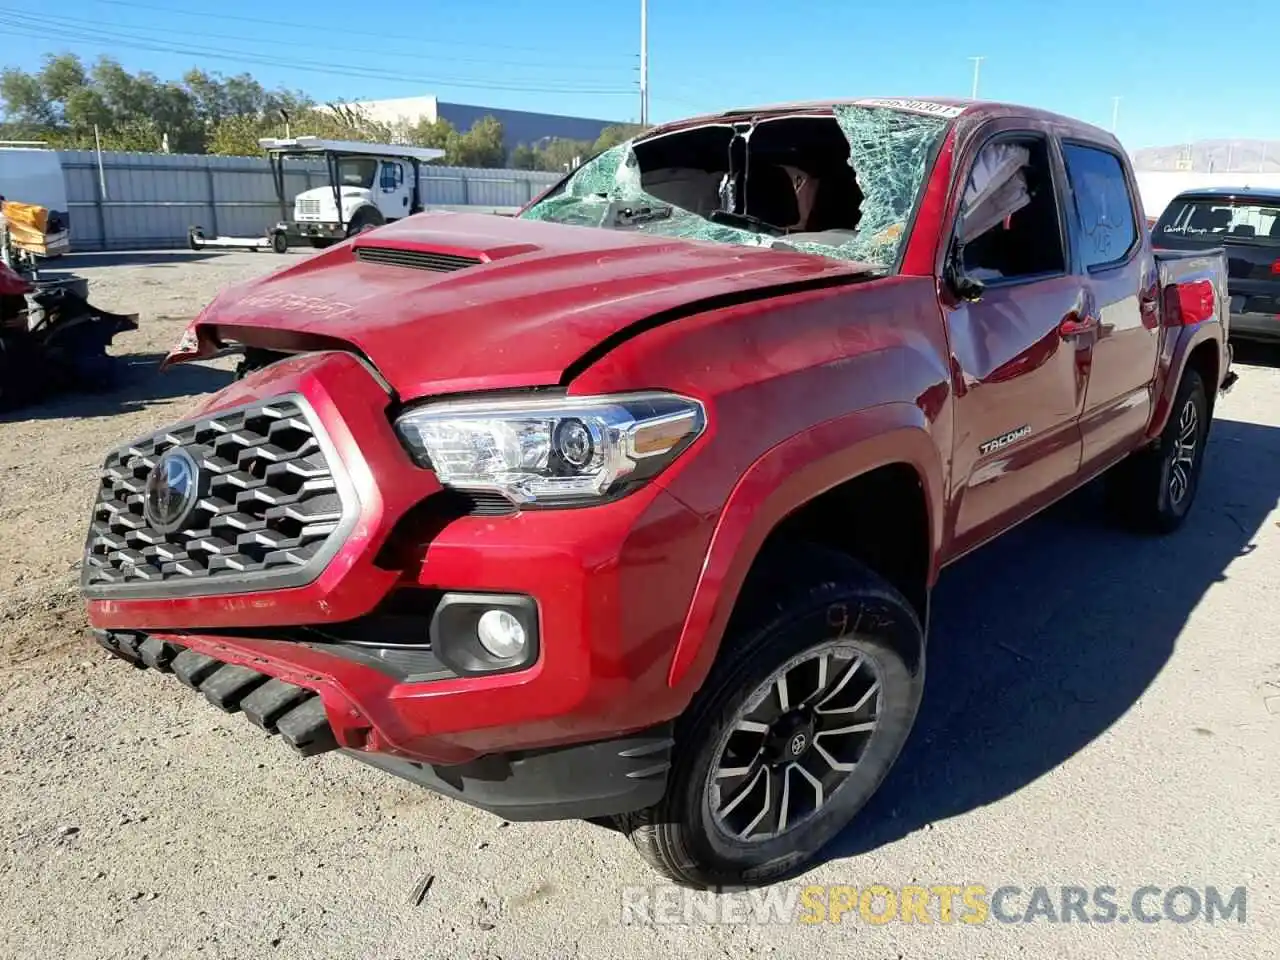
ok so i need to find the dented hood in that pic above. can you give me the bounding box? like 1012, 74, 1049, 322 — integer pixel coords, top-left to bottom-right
192, 212, 872, 398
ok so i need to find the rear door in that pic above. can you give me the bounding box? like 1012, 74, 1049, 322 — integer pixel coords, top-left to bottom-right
1059, 141, 1160, 472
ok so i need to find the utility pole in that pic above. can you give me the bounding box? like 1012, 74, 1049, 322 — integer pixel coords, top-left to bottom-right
1111, 96, 1121, 134
968, 56, 984, 99
639, 0, 649, 125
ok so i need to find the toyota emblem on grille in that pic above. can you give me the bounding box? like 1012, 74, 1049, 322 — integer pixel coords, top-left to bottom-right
143, 448, 200, 533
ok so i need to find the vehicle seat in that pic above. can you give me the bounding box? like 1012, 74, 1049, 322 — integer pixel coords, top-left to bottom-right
1270, 218, 1280, 239
743, 165, 800, 230
803, 166, 863, 234
1231, 223, 1256, 237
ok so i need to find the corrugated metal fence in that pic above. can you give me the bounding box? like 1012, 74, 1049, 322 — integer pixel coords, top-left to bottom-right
57, 150, 563, 251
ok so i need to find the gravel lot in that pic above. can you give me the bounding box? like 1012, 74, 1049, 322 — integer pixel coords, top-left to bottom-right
1, 250, 1277, 959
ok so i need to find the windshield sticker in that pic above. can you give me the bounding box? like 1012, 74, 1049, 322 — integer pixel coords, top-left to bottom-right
853, 98, 965, 119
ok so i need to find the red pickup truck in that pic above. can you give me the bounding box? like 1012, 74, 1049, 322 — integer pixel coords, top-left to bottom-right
83, 97, 1234, 888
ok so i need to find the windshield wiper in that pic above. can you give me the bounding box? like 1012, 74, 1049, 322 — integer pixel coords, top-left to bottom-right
607, 200, 674, 227
708, 209, 785, 236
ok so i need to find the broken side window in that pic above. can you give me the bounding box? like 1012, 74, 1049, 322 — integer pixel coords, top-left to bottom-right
956, 137, 1065, 281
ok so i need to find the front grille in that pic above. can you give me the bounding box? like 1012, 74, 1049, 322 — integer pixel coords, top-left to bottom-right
295, 198, 322, 218
82, 396, 355, 598
354, 246, 483, 273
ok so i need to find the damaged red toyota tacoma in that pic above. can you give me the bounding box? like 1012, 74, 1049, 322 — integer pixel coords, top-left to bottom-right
83, 98, 1236, 887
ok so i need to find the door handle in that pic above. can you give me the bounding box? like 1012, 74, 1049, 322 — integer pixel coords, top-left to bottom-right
1059, 313, 1098, 338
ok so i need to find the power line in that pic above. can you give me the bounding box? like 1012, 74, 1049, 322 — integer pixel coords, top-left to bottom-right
0, 14, 635, 96
0, 6, 627, 75
81, 0, 626, 63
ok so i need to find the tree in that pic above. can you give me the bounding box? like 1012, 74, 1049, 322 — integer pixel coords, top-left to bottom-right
0, 67, 54, 125
183, 69, 232, 125
445, 116, 506, 168
509, 144, 540, 170
0, 57, 534, 167
534, 137, 593, 172
62, 87, 112, 133
39, 54, 89, 105
206, 114, 268, 157
206, 102, 396, 156
403, 116, 455, 153
592, 123, 647, 154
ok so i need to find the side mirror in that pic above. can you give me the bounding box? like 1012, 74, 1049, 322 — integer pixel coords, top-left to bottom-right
944, 241, 985, 303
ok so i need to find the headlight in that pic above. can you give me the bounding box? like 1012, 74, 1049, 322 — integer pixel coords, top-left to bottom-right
394, 392, 706, 506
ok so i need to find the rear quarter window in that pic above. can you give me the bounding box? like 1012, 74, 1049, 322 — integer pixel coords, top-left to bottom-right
1061, 143, 1138, 269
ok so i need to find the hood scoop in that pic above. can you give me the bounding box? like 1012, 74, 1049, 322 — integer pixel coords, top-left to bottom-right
354, 245, 484, 273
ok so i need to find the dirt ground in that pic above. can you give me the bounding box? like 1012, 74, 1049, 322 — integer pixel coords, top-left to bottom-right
1, 250, 1277, 959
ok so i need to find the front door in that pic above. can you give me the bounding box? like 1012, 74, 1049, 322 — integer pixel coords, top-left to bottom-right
1059, 141, 1160, 472
945, 129, 1092, 557
376, 160, 413, 221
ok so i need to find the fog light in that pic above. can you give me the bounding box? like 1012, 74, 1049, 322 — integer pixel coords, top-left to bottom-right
476, 609, 527, 659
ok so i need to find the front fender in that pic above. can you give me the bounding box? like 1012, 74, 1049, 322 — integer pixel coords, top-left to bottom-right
666, 401, 945, 694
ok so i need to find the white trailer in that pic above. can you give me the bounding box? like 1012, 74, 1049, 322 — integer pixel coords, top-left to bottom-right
189, 137, 445, 254
0, 143, 71, 259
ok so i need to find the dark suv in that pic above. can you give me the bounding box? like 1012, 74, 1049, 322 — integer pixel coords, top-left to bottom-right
1153, 187, 1280, 341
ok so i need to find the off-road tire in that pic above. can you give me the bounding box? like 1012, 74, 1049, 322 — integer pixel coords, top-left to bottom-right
619, 544, 925, 888
1106, 369, 1209, 534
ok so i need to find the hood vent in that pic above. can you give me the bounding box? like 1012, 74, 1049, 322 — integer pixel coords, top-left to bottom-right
354, 246, 484, 273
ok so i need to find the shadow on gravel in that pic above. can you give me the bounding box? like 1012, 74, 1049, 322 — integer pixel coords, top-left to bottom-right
823, 414, 1280, 863
58, 251, 225, 269
0, 352, 232, 424
1230, 339, 1280, 368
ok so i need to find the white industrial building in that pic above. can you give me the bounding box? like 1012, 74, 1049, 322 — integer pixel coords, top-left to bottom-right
345, 96, 625, 154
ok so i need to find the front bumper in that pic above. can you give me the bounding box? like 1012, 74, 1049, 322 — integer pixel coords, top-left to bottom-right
94, 629, 673, 820
283, 219, 346, 240
84, 351, 714, 768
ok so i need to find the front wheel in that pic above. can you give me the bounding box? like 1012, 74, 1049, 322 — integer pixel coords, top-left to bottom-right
345, 208, 385, 237
620, 546, 924, 888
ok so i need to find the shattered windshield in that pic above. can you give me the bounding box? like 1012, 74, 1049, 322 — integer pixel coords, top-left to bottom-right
519, 104, 951, 270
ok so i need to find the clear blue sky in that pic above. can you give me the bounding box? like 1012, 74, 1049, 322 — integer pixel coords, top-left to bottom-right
1, 0, 1274, 149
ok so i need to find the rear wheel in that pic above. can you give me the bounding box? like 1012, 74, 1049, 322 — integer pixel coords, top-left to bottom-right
1106, 368, 1209, 533
271, 231, 289, 254
619, 545, 924, 888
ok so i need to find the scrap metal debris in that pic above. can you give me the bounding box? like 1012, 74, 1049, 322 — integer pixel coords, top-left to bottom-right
0, 265, 138, 410
409, 873, 435, 907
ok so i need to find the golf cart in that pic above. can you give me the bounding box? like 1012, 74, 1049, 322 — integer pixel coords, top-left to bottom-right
189, 137, 445, 254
